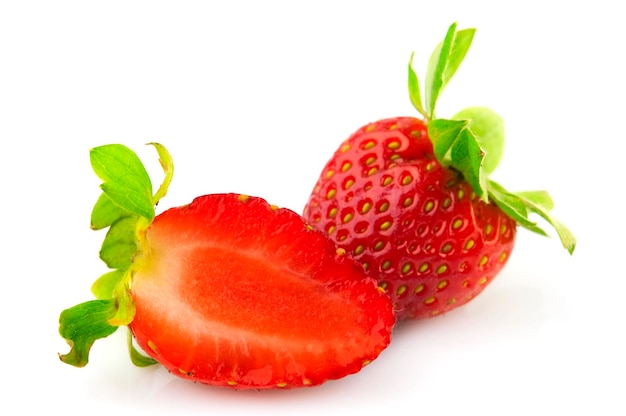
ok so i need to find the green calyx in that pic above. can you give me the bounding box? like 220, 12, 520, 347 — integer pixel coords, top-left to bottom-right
58, 143, 173, 367
408, 22, 576, 254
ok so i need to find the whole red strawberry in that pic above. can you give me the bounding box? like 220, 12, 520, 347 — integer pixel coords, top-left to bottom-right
303, 23, 575, 320
58, 144, 394, 389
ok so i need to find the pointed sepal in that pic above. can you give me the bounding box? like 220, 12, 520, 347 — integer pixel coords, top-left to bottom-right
58, 300, 119, 367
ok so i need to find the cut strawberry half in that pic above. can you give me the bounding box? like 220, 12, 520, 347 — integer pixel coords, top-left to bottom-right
58, 144, 395, 389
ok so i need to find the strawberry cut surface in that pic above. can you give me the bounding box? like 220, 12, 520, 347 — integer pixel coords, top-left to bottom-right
129, 193, 395, 389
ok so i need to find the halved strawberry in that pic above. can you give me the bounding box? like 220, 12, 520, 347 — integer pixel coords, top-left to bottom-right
303, 23, 576, 320
58, 144, 394, 389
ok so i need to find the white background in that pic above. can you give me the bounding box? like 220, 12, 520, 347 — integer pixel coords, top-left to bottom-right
1, 1, 624, 415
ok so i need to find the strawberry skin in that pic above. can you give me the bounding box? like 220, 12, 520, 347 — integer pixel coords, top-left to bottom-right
303, 117, 517, 320
129, 193, 395, 389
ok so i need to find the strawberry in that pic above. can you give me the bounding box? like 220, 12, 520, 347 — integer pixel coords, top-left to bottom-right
303, 23, 576, 320
58, 143, 394, 389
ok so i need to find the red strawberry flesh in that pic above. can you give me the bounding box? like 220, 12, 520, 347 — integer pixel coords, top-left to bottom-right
130, 193, 394, 389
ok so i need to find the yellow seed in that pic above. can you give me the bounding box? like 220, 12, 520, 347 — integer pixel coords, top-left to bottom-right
499, 252, 507, 262
382, 176, 393, 186
442, 197, 452, 209
500, 224, 508, 235
344, 178, 355, 190
326, 189, 336, 199
414, 284, 425, 294
237, 194, 250, 203
431, 310, 440, 316
424, 296, 436, 305
336, 247, 346, 256
441, 243, 452, 253
374, 241, 385, 251
303, 379, 312, 386
485, 224, 493, 235
379, 281, 388, 290
424, 200, 434, 213
478, 276, 488, 285
403, 196, 413, 207
340, 143, 351, 153
410, 130, 422, 137
458, 189, 465, 199
343, 213, 354, 223
452, 219, 463, 229
436, 264, 448, 274
362, 359, 372, 366
226, 380, 237, 386
325, 169, 335, 179
447, 298, 456, 305
396, 285, 407, 296
367, 167, 378, 176
329, 207, 337, 218
465, 239, 475, 250
378, 202, 390, 213
401, 175, 413, 185
401, 263, 412, 274
380, 220, 392, 231
479, 256, 489, 266
341, 161, 352, 172
381, 260, 392, 270
426, 161, 435, 171
389, 124, 398, 130
387, 140, 400, 150
354, 245, 365, 255
147, 340, 158, 354
365, 156, 376, 165
366, 124, 377, 132
327, 225, 336, 234
418, 263, 430, 273
437, 280, 449, 289
270, 204, 279, 211
364, 140, 376, 150
360, 201, 372, 214
277, 382, 288, 388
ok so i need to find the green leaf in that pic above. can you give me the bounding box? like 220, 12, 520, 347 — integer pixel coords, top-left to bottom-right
408, 52, 426, 118
90, 192, 130, 230
516, 191, 577, 254
91, 269, 125, 300
428, 118, 487, 200
99, 216, 140, 269
442, 28, 475, 88
58, 300, 119, 367
487, 181, 544, 232
90, 144, 155, 221
488, 181, 576, 254
127, 329, 158, 367
453, 106, 505, 175
148, 142, 174, 205
517, 190, 554, 211
424, 23, 476, 119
